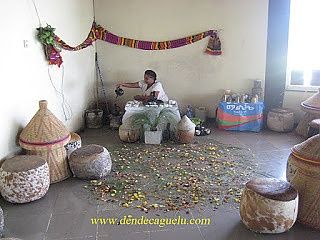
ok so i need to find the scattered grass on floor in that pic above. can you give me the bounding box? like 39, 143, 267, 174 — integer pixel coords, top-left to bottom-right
86, 141, 258, 212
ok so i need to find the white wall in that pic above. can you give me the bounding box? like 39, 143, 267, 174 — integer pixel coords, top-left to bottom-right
0, 0, 270, 159
0, 0, 95, 159
95, 0, 269, 117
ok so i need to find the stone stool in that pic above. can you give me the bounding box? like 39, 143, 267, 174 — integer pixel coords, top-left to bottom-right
267, 108, 295, 132
69, 144, 112, 179
307, 119, 320, 138
240, 178, 298, 234
0, 155, 50, 203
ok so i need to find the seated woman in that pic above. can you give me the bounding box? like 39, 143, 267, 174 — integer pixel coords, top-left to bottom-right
116, 70, 169, 102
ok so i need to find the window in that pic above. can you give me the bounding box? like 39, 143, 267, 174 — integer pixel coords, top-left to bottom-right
286, 0, 320, 90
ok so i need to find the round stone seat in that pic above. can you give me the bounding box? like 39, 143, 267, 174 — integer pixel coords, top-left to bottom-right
240, 178, 298, 234
69, 144, 112, 179
0, 155, 50, 203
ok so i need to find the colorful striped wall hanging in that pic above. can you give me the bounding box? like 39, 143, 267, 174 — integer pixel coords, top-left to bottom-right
37, 22, 222, 67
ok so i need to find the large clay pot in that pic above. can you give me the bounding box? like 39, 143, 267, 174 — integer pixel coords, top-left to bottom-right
176, 115, 195, 144
118, 125, 140, 143
286, 134, 320, 230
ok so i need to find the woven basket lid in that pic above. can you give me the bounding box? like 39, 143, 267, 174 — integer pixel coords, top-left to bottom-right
19, 100, 70, 150
291, 134, 320, 164
301, 88, 320, 114
177, 115, 195, 131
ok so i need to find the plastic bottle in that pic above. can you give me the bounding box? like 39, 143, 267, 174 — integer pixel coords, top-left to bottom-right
186, 105, 195, 118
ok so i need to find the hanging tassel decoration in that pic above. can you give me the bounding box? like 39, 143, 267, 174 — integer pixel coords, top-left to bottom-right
205, 32, 222, 55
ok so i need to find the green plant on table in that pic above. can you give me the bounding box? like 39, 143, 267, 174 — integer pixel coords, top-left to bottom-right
128, 108, 179, 131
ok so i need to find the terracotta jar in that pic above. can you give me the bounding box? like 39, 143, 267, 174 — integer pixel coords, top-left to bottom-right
118, 124, 140, 143
176, 115, 195, 144
287, 134, 320, 230
19, 100, 71, 183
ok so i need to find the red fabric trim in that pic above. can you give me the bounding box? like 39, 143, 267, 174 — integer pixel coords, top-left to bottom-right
19, 135, 70, 147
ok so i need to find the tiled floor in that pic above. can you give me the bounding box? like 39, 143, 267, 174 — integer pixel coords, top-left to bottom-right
1, 126, 320, 240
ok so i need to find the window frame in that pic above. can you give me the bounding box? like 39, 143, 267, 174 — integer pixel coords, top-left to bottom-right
285, 0, 320, 91
286, 69, 320, 92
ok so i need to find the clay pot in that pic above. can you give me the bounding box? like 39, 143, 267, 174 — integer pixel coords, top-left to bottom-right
118, 125, 140, 143
176, 116, 195, 144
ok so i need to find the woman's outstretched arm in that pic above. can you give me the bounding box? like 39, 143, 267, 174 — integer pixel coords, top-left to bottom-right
116, 82, 140, 88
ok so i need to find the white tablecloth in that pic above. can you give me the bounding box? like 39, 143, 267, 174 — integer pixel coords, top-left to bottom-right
122, 100, 181, 131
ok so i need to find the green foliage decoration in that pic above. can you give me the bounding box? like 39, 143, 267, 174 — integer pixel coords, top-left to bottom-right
36, 24, 56, 46
128, 108, 179, 131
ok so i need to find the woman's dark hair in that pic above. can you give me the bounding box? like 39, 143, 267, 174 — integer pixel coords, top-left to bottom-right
144, 70, 157, 80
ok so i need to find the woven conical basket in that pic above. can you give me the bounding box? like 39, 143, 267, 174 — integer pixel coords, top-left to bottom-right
19, 100, 71, 183
19, 100, 70, 150
291, 134, 320, 164
287, 134, 320, 229
301, 88, 320, 114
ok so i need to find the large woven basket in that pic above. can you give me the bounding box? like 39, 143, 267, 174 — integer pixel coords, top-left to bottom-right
19, 100, 71, 183
267, 108, 295, 132
291, 134, 320, 162
287, 134, 320, 229
301, 88, 320, 114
